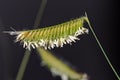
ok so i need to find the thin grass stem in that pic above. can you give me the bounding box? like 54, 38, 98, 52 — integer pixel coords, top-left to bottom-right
16, 50, 30, 80
85, 12, 120, 80
16, 0, 47, 80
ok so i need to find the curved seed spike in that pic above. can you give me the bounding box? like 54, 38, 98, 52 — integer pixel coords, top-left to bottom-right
4, 16, 88, 50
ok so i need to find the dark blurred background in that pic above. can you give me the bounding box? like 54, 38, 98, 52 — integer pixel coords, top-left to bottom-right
0, 0, 119, 80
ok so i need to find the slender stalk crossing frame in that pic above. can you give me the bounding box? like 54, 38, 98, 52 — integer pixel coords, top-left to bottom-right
16, 0, 47, 80
85, 13, 120, 80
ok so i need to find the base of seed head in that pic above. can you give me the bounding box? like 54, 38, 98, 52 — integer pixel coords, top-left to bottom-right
20, 27, 88, 50
5, 27, 89, 50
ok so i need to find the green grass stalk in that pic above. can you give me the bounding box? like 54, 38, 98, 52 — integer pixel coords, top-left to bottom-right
85, 12, 120, 80
16, 0, 47, 80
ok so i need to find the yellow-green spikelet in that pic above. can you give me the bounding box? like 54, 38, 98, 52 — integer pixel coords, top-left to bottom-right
6, 16, 88, 50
